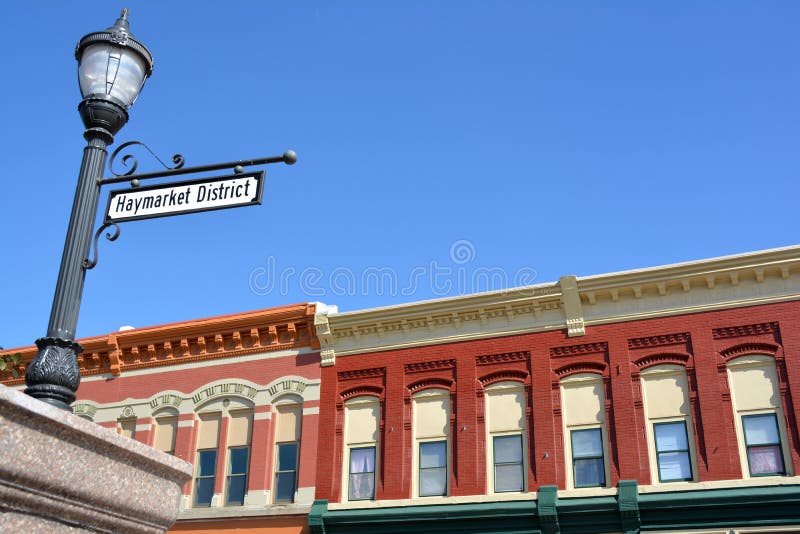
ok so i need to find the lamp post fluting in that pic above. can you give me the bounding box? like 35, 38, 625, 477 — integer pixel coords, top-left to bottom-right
25, 9, 153, 411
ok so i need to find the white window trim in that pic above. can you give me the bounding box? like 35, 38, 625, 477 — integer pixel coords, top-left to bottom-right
727, 355, 793, 479
484, 381, 527, 494
342, 396, 380, 502
412, 388, 451, 498
560, 373, 609, 490
639, 365, 698, 484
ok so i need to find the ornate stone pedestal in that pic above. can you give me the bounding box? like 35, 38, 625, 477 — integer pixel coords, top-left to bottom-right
0, 385, 192, 533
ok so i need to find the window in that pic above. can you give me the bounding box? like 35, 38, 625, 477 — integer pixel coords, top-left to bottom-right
349, 446, 376, 500
413, 388, 451, 497
653, 421, 692, 482
728, 355, 790, 478
561, 373, 607, 489
571, 428, 605, 487
419, 441, 447, 496
743, 414, 785, 476
275, 443, 299, 502
154, 416, 177, 455
118, 419, 136, 439
194, 412, 221, 507
485, 381, 526, 493
343, 396, 379, 501
225, 411, 252, 506
274, 403, 302, 503
640, 365, 696, 483
195, 449, 217, 507
493, 435, 524, 492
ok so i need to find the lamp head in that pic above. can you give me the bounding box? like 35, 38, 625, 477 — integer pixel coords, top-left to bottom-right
75, 9, 154, 136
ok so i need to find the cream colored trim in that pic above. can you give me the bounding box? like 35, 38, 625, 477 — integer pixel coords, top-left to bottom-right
485, 381, 527, 494
560, 275, 585, 337
640, 366, 698, 484
318, 246, 800, 359
638, 475, 800, 493
727, 355, 793, 478
557, 486, 618, 498
303, 406, 320, 415
328, 491, 536, 510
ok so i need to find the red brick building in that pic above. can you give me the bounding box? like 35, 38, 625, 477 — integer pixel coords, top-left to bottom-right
2, 303, 323, 534
310, 247, 800, 533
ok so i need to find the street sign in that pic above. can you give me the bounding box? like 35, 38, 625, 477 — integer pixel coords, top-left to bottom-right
104, 171, 264, 223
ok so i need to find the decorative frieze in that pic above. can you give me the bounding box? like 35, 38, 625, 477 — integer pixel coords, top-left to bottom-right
404, 360, 456, 373
338, 368, 386, 381
712, 322, 779, 339
192, 382, 258, 404
475, 351, 529, 366
628, 333, 690, 349
550, 342, 608, 358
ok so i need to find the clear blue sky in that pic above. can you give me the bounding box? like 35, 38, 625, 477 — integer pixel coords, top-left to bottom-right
1, 2, 798, 350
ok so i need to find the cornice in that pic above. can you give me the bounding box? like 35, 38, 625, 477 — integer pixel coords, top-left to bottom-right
318, 246, 800, 363
1, 304, 318, 385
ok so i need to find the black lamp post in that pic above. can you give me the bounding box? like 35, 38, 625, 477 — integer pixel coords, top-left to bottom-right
25, 9, 153, 411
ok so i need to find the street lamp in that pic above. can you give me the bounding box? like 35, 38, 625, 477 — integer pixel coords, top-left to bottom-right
25, 9, 153, 410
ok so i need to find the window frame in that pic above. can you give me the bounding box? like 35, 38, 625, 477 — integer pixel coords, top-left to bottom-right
348, 445, 377, 501
194, 448, 218, 507
492, 433, 524, 493
418, 439, 448, 497
570, 427, 606, 488
224, 445, 250, 506
652, 420, 693, 482
742, 413, 786, 477
273, 441, 300, 503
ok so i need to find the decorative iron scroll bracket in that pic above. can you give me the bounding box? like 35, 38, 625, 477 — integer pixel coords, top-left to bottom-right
98, 140, 297, 187
108, 140, 185, 178
83, 223, 120, 270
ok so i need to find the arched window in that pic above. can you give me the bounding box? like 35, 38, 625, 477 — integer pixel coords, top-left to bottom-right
484, 381, 527, 493
192, 396, 254, 508
727, 355, 790, 477
273, 396, 303, 503
560, 373, 608, 489
153, 408, 179, 456
343, 395, 380, 501
413, 388, 451, 497
640, 365, 696, 483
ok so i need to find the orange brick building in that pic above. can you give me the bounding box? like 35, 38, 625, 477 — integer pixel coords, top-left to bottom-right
3, 303, 323, 534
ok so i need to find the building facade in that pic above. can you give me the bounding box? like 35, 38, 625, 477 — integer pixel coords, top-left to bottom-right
2, 303, 322, 534
310, 247, 800, 533
5, 247, 800, 533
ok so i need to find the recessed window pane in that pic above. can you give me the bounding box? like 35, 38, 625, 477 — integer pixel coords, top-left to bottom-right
495, 464, 523, 492
278, 443, 298, 470
195, 477, 214, 506
572, 429, 603, 458
349, 472, 375, 500
275, 472, 296, 501
494, 435, 522, 463
655, 422, 689, 452
420, 468, 447, 496
229, 448, 249, 474
350, 447, 375, 474
658, 451, 692, 480
420, 442, 446, 468
574, 458, 605, 487
227, 476, 246, 505
198, 450, 217, 476
748, 445, 784, 475
743, 415, 781, 445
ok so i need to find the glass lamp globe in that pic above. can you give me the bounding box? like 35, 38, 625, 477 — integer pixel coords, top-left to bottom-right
75, 9, 154, 135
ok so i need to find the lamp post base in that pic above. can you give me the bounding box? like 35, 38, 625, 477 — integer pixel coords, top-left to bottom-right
24, 337, 82, 411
